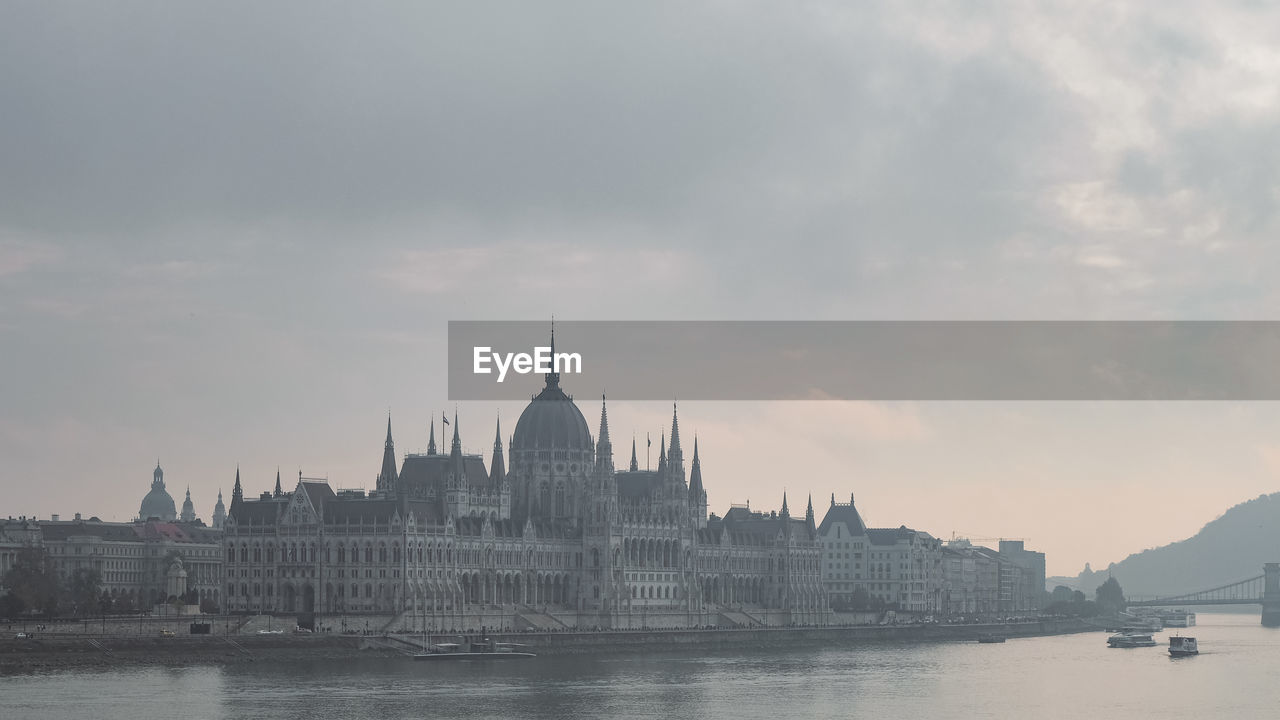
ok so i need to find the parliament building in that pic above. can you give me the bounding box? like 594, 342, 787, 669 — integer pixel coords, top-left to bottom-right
222, 364, 827, 630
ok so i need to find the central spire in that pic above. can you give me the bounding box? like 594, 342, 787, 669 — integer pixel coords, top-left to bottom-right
545, 317, 560, 389
427, 417, 437, 455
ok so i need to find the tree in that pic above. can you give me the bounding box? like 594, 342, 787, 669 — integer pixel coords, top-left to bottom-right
1, 546, 60, 617
0, 591, 25, 618
67, 568, 103, 617
1051, 585, 1075, 603
1095, 576, 1126, 614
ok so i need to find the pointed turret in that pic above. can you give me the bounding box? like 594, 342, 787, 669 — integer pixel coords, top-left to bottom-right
231, 467, 243, 506
688, 436, 704, 498
378, 415, 398, 490
781, 491, 790, 517
657, 432, 667, 474
273, 468, 283, 498
668, 402, 682, 463
805, 494, 814, 525
427, 418, 438, 455
490, 415, 505, 483
596, 395, 612, 464
180, 486, 196, 522
629, 436, 639, 472
212, 489, 226, 530
450, 411, 461, 455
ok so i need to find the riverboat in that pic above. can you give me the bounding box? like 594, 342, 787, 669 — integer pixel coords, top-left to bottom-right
413, 640, 536, 660
1108, 631, 1158, 648
1168, 636, 1198, 657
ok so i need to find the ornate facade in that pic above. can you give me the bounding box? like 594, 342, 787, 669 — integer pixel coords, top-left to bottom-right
222, 367, 827, 629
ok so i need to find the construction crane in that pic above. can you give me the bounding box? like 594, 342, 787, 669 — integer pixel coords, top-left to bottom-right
948, 532, 1029, 546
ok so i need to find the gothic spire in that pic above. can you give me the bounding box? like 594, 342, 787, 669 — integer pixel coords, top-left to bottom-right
668, 402, 682, 459
629, 435, 639, 472
657, 432, 667, 474
688, 435, 704, 498
781, 491, 790, 517
490, 414, 505, 483
427, 417, 437, 455
273, 468, 282, 498
805, 494, 814, 524
378, 414, 398, 490
231, 466, 243, 505
450, 410, 461, 455
596, 394, 612, 462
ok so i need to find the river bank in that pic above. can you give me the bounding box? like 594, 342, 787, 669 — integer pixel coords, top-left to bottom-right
0, 618, 1094, 673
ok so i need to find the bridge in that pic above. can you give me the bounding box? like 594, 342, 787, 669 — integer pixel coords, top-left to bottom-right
1126, 562, 1280, 626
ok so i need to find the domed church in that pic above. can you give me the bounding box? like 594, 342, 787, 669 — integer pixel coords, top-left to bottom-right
139, 462, 177, 522
223, 356, 827, 630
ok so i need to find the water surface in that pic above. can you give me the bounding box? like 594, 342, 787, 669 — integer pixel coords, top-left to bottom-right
4, 613, 1276, 719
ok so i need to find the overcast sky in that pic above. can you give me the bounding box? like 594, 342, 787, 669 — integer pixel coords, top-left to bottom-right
4, 1, 1280, 575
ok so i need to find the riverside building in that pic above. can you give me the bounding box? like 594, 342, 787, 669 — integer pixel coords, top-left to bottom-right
221, 367, 827, 631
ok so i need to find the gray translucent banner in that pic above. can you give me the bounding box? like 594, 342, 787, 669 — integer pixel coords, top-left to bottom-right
448, 321, 1280, 401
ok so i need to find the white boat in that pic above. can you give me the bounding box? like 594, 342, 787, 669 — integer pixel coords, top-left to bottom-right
1162, 611, 1195, 628
413, 640, 536, 660
1168, 636, 1198, 657
1108, 631, 1158, 648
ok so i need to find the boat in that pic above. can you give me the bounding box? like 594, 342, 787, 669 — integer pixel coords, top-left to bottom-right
1107, 631, 1158, 648
1168, 636, 1198, 657
413, 639, 536, 660
976, 634, 1006, 643
1161, 611, 1196, 628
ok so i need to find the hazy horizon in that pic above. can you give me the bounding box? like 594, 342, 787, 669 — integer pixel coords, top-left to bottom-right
5, 2, 1280, 577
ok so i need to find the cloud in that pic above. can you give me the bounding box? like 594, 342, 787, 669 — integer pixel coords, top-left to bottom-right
0, 237, 62, 277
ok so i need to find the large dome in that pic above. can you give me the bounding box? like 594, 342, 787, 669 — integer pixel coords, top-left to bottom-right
140, 486, 177, 521
512, 379, 592, 451
140, 463, 177, 521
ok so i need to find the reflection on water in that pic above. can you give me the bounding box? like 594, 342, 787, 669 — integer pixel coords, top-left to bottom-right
4, 614, 1278, 720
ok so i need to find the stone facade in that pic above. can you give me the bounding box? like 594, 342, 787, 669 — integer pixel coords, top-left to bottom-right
222, 370, 827, 629
0, 515, 223, 611
819, 495, 1044, 616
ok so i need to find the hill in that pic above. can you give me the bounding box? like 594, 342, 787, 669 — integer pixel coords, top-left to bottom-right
1053, 491, 1280, 597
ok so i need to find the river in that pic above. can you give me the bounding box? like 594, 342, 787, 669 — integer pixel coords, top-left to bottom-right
2, 613, 1275, 719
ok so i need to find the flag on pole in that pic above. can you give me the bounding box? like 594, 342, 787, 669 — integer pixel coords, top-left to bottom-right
647, 433, 650, 447
442, 412, 450, 425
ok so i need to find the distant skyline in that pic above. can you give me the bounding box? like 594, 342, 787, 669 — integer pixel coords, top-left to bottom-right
5, 2, 1280, 576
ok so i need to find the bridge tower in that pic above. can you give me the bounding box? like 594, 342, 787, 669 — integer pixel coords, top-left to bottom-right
1263, 563, 1280, 627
